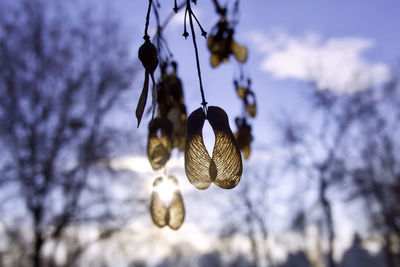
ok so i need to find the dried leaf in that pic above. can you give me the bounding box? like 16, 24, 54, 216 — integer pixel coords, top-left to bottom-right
150, 177, 168, 228
231, 41, 248, 63
135, 71, 149, 127
136, 40, 159, 127
167, 176, 185, 230
147, 118, 173, 170
207, 106, 242, 189
184, 108, 213, 190
150, 72, 157, 120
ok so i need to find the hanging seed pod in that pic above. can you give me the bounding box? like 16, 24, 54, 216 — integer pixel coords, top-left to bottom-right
166, 176, 185, 230
207, 106, 242, 189
157, 62, 187, 152
185, 106, 243, 190
150, 176, 185, 230
234, 80, 247, 99
207, 19, 248, 68
150, 177, 168, 228
167, 103, 187, 151
138, 39, 159, 72
234, 117, 253, 159
136, 39, 159, 127
184, 108, 212, 189
231, 40, 248, 63
147, 118, 173, 170
245, 90, 257, 118
208, 34, 231, 67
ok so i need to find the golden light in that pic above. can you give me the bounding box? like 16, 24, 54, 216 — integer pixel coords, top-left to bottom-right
153, 177, 178, 204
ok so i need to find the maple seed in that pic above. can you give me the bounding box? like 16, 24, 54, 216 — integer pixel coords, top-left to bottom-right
185, 106, 243, 190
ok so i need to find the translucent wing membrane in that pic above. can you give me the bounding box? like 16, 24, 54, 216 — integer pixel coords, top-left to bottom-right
185, 108, 213, 189
150, 176, 185, 230
231, 40, 248, 63
150, 177, 168, 228
245, 90, 257, 118
167, 176, 185, 230
207, 106, 243, 189
185, 106, 243, 190
234, 117, 253, 160
147, 118, 173, 170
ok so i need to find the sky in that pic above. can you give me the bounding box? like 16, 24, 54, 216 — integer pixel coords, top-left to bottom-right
98, 0, 400, 264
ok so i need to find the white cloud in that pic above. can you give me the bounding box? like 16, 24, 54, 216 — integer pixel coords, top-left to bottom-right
246, 30, 391, 94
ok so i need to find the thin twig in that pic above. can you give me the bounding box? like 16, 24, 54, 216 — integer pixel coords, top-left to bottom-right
162, 2, 186, 29
211, 0, 226, 16
186, 0, 207, 109
143, 0, 153, 40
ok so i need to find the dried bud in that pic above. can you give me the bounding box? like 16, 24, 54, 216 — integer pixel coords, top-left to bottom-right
138, 40, 158, 73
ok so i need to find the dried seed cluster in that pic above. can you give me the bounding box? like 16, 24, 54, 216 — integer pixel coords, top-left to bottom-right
136, 0, 255, 230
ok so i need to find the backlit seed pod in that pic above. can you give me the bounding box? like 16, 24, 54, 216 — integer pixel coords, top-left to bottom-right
231, 40, 248, 63
185, 106, 243, 190
166, 176, 185, 230
207, 106, 242, 189
167, 104, 187, 151
147, 118, 173, 170
234, 117, 253, 159
150, 177, 168, 228
208, 34, 231, 67
184, 108, 212, 189
157, 63, 185, 118
245, 90, 257, 118
150, 176, 185, 230
234, 80, 247, 99
207, 19, 248, 68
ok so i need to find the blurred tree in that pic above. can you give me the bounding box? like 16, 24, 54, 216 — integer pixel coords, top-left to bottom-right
0, 0, 140, 266
218, 167, 274, 267
346, 78, 400, 266
278, 82, 382, 267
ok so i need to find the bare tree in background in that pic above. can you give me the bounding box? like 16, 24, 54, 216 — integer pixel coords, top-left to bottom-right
219, 167, 274, 267
346, 78, 400, 266
278, 81, 381, 267
0, 0, 140, 266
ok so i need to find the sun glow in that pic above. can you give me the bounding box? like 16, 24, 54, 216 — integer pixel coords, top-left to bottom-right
153, 178, 178, 204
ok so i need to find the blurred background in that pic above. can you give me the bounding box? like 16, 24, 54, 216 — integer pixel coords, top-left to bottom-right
0, 0, 399, 266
